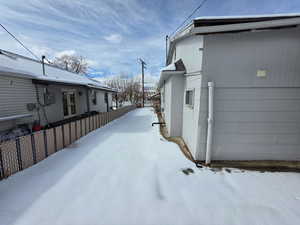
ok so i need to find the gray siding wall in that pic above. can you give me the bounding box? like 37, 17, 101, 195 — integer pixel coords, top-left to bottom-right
161, 75, 184, 137
170, 75, 184, 136
0, 75, 111, 132
37, 85, 88, 126
161, 79, 172, 136
89, 90, 107, 112
198, 26, 300, 160
0, 76, 37, 132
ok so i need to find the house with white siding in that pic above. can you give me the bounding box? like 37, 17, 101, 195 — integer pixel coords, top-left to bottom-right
159, 13, 300, 163
0, 49, 116, 139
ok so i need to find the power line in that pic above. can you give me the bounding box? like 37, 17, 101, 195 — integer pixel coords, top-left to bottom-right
169, 0, 209, 37
0, 23, 41, 61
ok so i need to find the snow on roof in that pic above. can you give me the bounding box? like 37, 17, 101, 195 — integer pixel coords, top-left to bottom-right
158, 59, 186, 88
193, 13, 300, 21
161, 63, 176, 72
0, 49, 116, 92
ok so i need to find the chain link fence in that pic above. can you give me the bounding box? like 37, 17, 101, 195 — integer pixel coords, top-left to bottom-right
0, 105, 136, 180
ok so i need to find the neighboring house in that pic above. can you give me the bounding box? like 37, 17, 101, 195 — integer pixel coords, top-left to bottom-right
158, 13, 300, 162
0, 49, 116, 135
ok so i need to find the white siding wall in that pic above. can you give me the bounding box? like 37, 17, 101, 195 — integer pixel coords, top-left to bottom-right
0, 76, 37, 131
171, 35, 204, 156
172, 35, 203, 73
182, 74, 203, 156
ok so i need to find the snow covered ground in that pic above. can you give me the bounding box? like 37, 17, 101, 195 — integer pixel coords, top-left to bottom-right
0, 108, 300, 225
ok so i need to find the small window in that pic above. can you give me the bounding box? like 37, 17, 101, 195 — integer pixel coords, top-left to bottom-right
185, 90, 194, 107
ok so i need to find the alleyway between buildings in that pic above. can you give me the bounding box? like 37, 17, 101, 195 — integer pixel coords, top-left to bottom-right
0, 108, 300, 225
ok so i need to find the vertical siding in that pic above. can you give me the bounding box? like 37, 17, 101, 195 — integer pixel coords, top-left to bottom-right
0, 76, 37, 131
198, 26, 300, 160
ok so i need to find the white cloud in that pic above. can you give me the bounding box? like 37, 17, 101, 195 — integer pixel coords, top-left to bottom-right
54, 50, 76, 58
104, 34, 123, 44
86, 59, 99, 67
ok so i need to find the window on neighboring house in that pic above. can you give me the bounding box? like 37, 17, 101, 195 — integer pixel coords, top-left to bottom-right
185, 90, 194, 107
92, 91, 97, 105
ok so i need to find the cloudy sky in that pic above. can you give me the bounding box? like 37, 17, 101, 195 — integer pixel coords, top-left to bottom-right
1, 0, 300, 83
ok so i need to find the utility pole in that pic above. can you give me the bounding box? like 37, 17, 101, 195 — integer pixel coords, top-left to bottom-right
165, 35, 168, 66
139, 58, 146, 107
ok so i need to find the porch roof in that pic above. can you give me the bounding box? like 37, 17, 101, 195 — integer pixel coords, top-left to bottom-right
158, 59, 186, 88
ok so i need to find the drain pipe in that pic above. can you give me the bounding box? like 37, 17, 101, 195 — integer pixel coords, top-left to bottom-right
205, 82, 215, 165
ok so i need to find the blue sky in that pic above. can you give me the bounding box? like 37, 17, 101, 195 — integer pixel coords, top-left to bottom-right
1, 0, 300, 83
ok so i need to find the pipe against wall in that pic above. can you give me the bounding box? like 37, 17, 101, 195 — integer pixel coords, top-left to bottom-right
205, 82, 214, 165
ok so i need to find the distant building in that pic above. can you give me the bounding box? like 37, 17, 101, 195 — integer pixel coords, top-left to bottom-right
0, 49, 116, 138
159, 14, 300, 162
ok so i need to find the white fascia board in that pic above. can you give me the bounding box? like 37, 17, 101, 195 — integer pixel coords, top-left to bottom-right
193, 13, 300, 21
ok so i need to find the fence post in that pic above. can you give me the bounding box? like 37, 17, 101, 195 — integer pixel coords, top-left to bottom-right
44, 130, 48, 157
62, 124, 65, 147
80, 119, 83, 137
15, 138, 22, 171
75, 120, 78, 140
0, 147, 4, 179
69, 123, 72, 144
53, 127, 58, 152
31, 134, 37, 164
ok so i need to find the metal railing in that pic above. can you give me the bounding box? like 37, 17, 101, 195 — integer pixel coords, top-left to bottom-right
0, 105, 136, 180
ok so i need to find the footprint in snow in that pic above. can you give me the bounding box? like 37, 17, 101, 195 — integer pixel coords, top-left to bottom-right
182, 168, 194, 175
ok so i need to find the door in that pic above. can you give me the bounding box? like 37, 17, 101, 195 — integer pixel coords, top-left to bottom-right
62, 90, 77, 118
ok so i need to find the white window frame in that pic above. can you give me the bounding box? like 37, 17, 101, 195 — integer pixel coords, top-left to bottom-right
62, 89, 77, 118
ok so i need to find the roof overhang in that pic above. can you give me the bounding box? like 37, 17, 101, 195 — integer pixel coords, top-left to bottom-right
0, 49, 116, 92
0, 66, 37, 80
87, 84, 118, 93
167, 15, 300, 65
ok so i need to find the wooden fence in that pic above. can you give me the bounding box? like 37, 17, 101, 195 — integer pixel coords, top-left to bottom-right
0, 105, 136, 180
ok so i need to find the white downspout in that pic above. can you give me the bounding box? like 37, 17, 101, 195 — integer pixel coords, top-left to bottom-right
205, 82, 214, 165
